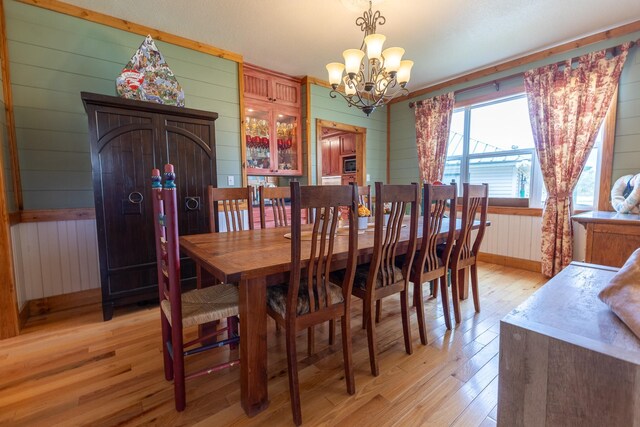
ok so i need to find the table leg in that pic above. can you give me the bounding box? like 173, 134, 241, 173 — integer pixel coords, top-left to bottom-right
239, 276, 269, 416
197, 265, 219, 343
458, 266, 470, 300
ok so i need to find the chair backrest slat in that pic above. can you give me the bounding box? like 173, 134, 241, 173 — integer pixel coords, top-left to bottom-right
151, 165, 182, 328
417, 184, 457, 274
208, 186, 254, 233
453, 183, 488, 263
370, 183, 419, 290
289, 183, 357, 322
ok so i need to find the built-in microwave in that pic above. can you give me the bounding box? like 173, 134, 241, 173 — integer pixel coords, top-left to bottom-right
343, 157, 356, 174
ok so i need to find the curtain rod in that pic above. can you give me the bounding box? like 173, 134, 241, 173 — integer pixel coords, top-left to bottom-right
409, 39, 637, 109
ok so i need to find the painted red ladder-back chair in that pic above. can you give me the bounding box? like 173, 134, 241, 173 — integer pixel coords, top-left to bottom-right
151, 164, 240, 411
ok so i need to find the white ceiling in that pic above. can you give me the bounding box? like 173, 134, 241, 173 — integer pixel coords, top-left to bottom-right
63, 0, 640, 90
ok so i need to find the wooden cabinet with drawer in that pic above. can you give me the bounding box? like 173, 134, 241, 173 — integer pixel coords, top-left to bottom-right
573, 210, 640, 267
82, 92, 217, 320
342, 174, 357, 185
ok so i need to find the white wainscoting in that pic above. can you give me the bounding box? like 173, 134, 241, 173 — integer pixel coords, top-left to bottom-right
8, 213, 588, 306
11, 220, 100, 307
479, 214, 542, 262
479, 213, 586, 263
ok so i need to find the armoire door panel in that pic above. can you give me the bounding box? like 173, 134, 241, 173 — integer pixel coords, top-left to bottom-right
163, 119, 216, 236
98, 127, 158, 272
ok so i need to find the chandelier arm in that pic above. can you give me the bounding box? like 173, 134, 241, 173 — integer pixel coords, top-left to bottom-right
329, 89, 361, 108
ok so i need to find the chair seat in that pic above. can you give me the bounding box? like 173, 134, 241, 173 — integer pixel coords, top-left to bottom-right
161, 284, 239, 328
267, 280, 344, 318
332, 264, 403, 291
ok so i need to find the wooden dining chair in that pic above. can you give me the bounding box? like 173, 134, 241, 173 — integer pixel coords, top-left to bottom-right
449, 183, 489, 324
259, 185, 319, 353
411, 183, 457, 336
208, 186, 254, 232
339, 182, 419, 376
151, 165, 240, 412
266, 182, 358, 426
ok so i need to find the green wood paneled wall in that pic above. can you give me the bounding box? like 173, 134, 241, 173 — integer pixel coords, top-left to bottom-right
0, 62, 14, 213
390, 32, 640, 187
614, 46, 640, 181
5, 0, 240, 209
309, 84, 387, 185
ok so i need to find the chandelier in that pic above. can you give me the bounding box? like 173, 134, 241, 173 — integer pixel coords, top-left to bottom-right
326, 1, 413, 116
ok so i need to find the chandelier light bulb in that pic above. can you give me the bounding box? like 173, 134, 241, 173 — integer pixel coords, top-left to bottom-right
397, 60, 414, 86
364, 34, 386, 62
382, 47, 405, 74
326, 62, 345, 89
343, 49, 365, 78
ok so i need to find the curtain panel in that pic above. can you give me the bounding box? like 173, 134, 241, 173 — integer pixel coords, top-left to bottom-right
525, 42, 631, 277
414, 92, 455, 183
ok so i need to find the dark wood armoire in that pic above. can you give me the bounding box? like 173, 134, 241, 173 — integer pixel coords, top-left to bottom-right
81, 92, 217, 320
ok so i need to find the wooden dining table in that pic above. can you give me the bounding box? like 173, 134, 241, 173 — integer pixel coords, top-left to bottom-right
179, 218, 483, 417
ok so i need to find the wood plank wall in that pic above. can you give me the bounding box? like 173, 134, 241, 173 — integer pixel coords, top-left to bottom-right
388, 31, 640, 190
4, 0, 241, 210
612, 46, 640, 181
0, 50, 14, 213
308, 84, 387, 185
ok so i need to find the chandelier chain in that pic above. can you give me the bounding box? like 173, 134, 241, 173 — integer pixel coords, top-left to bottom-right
356, 1, 386, 40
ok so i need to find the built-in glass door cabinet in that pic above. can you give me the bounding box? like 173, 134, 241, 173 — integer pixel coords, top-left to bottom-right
243, 64, 302, 176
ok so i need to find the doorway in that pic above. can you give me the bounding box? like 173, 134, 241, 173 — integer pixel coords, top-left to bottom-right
316, 119, 366, 186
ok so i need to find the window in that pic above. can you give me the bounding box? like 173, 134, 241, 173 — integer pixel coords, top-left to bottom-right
444, 93, 603, 209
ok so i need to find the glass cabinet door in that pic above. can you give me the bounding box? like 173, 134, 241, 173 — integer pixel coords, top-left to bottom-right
275, 113, 299, 173
245, 107, 272, 173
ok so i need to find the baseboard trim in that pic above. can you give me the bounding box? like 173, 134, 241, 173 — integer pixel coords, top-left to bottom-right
478, 252, 542, 273
18, 302, 29, 329
20, 208, 96, 223
28, 288, 101, 317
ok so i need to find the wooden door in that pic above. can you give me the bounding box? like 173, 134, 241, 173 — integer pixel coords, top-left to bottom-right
243, 68, 271, 103
161, 115, 216, 235
340, 134, 356, 155
271, 76, 300, 108
90, 107, 160, 311
322, 139, 332, 176
330, 138, 342, 175
161, 115, 217, 283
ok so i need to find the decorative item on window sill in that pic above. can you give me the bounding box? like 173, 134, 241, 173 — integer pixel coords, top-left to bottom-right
326, 1, 413, 116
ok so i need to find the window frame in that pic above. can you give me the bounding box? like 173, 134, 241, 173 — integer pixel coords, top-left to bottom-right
447, 85, 617, 212
449, 91, 537, 207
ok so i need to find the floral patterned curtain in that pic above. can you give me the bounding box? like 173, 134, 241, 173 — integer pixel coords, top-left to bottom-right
414, 92, 455, 183
525, 42, 631, 277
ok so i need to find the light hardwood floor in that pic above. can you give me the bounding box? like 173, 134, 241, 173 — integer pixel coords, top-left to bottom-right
0, 262, 546, 426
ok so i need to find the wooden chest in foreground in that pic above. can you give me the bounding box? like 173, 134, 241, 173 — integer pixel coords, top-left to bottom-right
498, 262, 640, 426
